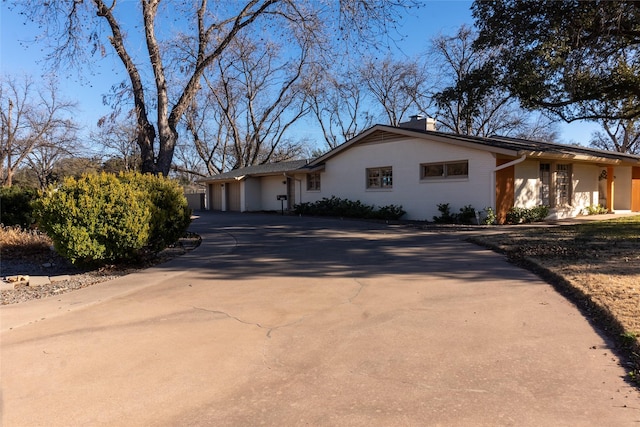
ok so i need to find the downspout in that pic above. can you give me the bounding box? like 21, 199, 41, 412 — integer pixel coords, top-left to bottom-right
494, 154, 527, 172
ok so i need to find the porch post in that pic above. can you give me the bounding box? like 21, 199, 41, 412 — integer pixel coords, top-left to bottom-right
606, 166, 615, 213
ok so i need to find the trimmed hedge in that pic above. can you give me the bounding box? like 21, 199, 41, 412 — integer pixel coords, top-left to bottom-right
34, 172, 191, 265
119, 172, 192, 252
294, 196, 405, 220
505, 205, 549, 224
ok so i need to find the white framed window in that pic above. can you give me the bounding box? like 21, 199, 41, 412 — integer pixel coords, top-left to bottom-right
555, 163, 571, 206
421, 160, 468, 179
540, 162, 572, 207
307, 173, 321, 191
367, 166, 393, 189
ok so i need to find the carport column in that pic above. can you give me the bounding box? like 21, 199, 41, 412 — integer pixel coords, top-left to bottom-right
606, 166, 615, 213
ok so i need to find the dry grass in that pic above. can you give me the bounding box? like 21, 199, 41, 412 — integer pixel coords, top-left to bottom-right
0, 225, 53, 259
470, 215, 640, 383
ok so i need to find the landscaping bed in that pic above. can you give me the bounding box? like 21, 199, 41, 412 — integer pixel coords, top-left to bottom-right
1, 231, 201, 305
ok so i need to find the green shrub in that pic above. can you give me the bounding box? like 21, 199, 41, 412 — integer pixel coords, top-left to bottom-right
483, 207, 497, 225
118, 172, 192, 252
433, 203, 477, 224
372, 204, 406, 220
584, 204, 608, 215
293, 197, 405, 220
0, 186, 39, 228
34, 173, 152, 265
458, 205, 477, 225
433, 203, 457, 223
505, 205, 550, 224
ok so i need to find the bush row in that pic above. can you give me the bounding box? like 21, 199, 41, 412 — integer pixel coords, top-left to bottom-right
432, 203, 479, 225
34, 172, 191, 266
505, 205, 550, 224
433, 203, 549, 225
293, 196, 406, 220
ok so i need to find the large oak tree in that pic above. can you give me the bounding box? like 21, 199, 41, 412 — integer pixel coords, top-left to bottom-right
12, 0, 417, 176
472, 0, 640, 122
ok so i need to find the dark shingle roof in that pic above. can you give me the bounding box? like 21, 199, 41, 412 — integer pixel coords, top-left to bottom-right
202, 159, 310, 181
203, 126, 640, 182
309, 124, 640, 166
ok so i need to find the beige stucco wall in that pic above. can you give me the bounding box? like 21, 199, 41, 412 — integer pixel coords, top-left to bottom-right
261, 176, 289, 211
301, 137, 497, 221
515, 161, 601, 218
243, 178, 261, 211
514, 161, 539, 209
572, 163, 600, 214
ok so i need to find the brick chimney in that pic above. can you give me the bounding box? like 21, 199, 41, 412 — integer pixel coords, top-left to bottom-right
399, 115, 436, 131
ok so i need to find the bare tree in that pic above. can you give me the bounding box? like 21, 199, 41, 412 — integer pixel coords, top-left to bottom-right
91, 111, 140, 172
182, 91, 231, 175
590, 119, 640, 155
429, 25, 557, 140
26, 121, 79, 189
359, 55, 431, 126
12, 0, 417, 176
205, 33, 310, 169
304, 64, 375, 149
0, 75, 77, 187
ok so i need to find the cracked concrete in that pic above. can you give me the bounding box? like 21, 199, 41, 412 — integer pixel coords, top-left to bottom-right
2, 212, 639, 426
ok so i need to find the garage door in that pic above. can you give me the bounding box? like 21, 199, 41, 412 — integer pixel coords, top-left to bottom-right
209, 183, 222, 211
226, 182, 241, 211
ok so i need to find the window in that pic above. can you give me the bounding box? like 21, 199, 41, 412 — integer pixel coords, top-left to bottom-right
556, 164, 571, 206
540, 163, 550, 205
307, 173, 321, 191
367, 167, 393, 189
421, 160, 468, 179
540, 163, 572, 207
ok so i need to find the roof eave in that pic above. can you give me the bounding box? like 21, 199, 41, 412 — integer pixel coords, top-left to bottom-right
521, 151, 624, 165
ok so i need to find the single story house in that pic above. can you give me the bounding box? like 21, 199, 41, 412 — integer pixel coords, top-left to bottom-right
200, 117, 640, 223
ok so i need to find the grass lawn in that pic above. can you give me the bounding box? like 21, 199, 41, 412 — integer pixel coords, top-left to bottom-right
470, 214, 640, 384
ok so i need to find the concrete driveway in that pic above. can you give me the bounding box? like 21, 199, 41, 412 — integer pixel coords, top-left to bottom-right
2, 212, 638, 426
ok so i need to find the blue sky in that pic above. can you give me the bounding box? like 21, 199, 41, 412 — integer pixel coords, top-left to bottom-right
1, 1, 596, 149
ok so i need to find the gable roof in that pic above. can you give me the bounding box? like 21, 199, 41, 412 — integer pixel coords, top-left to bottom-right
201, 125, 640, 182
308, 125, 640, 166
201, 159, 310, 182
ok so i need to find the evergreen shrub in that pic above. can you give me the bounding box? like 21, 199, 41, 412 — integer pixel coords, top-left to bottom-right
0, 186, 39, 228
294, 196, 405, 220
34, 172, 192, 265
505, 205, 550, 224
119, 172, 192, 252
433, 203, 477, 224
